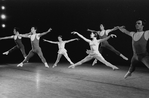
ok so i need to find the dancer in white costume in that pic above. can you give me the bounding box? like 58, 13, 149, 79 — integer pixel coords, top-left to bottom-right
68, 31, 119, 70
0, 28, 26, 58
17, 27, 52, 68
43, 36, 78, 68
87, 24, 128, 66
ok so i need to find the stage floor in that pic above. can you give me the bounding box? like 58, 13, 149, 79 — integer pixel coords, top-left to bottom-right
0, 63, 149, 98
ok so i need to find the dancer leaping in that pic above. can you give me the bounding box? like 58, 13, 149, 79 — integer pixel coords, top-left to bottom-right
87, 24, 128, 66
43, 36, 78, 68
68, 31, 119, 70
118, 20, 149, 79
17, 27, 52, 68
0, 28, 26, 58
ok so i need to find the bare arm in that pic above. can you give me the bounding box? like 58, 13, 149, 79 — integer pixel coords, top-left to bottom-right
118, 26, 134, 37
99, 34, 116, 42
43, 39, 58, 44
87, 29, 99, 33
65, 38, 79, 43
106, 26, 118, 35
19, 33, 31, 38
39, 28, 52, 37
71, 31, 90, 42
0, 35, 14, 40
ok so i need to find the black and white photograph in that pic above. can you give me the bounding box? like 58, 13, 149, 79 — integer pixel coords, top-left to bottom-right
0, 0, 149, 98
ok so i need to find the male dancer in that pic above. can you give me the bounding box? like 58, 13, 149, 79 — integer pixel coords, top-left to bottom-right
17, 27, 52, 68
118, 20, 149, 79
68, 31, 119, 70
43, 36, 78, 68
0, 28, 26, 58
88, 24, 128, 66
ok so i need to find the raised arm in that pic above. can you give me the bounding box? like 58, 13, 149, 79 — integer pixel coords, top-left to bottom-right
43, 39, 58, 44
105, 26, 118, 35
118, 26, 134, 37
99, 34, 116, 42
65, 38, 79, 43
71, 31, 90, 42
39, 28, 52, 37
0, 35, 14, 40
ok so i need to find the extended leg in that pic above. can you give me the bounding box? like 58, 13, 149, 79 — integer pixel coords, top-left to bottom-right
64, 52, 74, 65
104, 43, 128, 60
37, 49, 49, 68
3, 46, 18, 55
19, 45, 27, 58
17, 50, 35, 67
68, 55, 92, 68
53, 53, 62, 68
94, 53, 119, 70
124, 56, 138, 79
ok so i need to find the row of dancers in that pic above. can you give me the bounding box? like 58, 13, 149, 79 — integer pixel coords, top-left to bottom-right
0, 20, 149, 79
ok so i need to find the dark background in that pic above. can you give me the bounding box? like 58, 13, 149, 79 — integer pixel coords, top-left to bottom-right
0, 0, 149, 66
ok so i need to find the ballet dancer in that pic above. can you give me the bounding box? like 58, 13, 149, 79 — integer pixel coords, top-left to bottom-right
43, 36, 78, 68
0, 28, 26, 58
17, 27, 52, 68
87, 24, 128, 66
68, 31, 119, 70
118, 20, 149, 79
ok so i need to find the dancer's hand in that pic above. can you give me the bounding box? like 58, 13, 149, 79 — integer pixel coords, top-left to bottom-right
47, 28, 52, 32
113, 26, 119, 30
43, 39, 47, 41
87, 29, 92, 31
75, 38, 79, 41
118, 26, 125, 30
110, 34, 117, 38
71, 31, 78, 34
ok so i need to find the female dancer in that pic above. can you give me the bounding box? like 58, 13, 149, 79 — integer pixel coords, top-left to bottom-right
88, 24, 128, 66
43, 36, 78, 68
118, 20, 149, 79
17, 27, 52, 68
68, 31, 119, 70
0, 28, 26, 58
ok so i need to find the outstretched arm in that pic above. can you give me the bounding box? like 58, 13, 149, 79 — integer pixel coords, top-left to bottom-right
105, 26, 118, 35
39, 28, 52, 37
118, 26, 134, 37
71, 31, 90, 42
87, 29, 99, 33
43, 39, 58, 44
19, 33, 31, 38
65, 38, 79, 43
99, 34, 116, 42
0, 35, 14, 40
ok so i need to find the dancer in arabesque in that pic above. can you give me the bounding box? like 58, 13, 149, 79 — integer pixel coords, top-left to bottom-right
0, 28, 26, 58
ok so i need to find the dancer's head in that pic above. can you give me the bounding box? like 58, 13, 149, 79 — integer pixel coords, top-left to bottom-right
90, 33, 96, 39
13, 27, 19, 35
135, 20, 144, 31
100, 24, 104, 30
31, 27, 37, 34
58, 35, 62, 41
